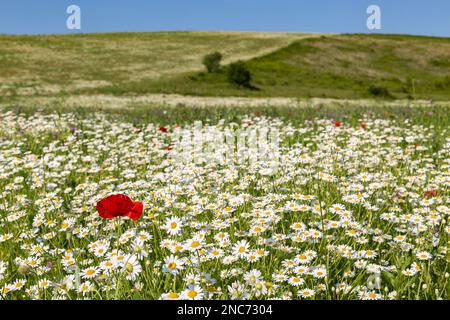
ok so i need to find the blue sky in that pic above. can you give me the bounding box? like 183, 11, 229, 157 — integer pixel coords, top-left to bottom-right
0, 0, 449, 36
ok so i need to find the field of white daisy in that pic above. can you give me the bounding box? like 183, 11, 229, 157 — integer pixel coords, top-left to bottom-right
0, 104, 449, 300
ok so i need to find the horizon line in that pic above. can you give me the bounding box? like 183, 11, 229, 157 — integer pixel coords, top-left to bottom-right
0, 30, 449, 39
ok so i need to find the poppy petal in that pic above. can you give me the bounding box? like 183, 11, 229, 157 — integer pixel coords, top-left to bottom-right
97, 194, 134, 219
126, 201, 144, 221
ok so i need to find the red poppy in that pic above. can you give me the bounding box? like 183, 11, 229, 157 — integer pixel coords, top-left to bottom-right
165, 145, 173, 151
360, 123, 366, 129
96, 194, 143, 221
335, 121, 341, 127
159, 127, 168, 133
424, 189, 439, 198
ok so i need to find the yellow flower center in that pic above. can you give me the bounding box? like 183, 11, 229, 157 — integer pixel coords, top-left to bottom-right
125, 263, 134, 272
191, 241, 200, 248
187, 290, 198, 299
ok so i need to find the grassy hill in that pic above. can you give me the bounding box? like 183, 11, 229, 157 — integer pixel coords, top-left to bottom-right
0, 31, 316, 97
1, 32, 449, 101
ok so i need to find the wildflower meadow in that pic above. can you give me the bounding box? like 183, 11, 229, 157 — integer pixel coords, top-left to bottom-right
0, 105, 448, 300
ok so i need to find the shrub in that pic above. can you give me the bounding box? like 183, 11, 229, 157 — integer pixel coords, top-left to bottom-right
429, 56, 450, 68
202, 52, 222, 73
227, 62, 252, 87
368, 85, 391, 98
434, 76, 450, 90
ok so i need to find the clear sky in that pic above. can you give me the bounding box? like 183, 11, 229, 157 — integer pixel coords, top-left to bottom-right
0, 0, 449, 37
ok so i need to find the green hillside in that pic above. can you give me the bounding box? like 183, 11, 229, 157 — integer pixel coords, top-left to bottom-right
100, 34, 449, 100
0, 31, 316, 97
1, 32, 449, 101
